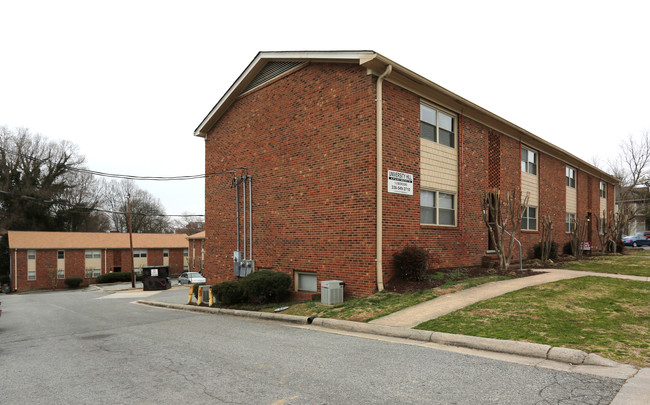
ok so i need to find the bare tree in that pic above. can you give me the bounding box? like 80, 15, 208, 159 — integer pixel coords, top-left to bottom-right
102, 179, 171, 233
481, 188, 529, 272
539, 215, 554, 261
569, 219, 589, 259
171, 213, 205, 235
609, 131, 650, 233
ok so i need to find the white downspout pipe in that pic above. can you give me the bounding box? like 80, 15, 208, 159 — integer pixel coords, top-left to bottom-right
14, 248, 18, 292
376, 64, 392, 292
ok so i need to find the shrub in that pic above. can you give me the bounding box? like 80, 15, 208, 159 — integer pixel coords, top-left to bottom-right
533, 242, 558, 260
64, 277, 83, 288
96, 272, 142, 284
393, 245, 429, 281
563, 241, 573, 255
240, 270, 292, 304
212, 281, 246, 305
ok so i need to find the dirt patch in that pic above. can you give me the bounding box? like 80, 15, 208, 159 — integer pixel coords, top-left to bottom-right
384, 266, 542, 294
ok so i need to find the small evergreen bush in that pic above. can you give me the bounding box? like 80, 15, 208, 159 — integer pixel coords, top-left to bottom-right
563, 241, 573, 255
240, 270, 292, 304
212, 281, 246, 305
96, 272, 142, 283
533, 242, 558, 260
64, 277, 83, 288
192, 282, 207, 299
393, 245, 429, 281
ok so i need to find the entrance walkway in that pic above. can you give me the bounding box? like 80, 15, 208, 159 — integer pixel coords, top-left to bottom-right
370, 269, 650, 329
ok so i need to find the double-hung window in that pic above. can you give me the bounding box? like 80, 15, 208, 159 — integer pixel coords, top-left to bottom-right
566, 213, 576, 233
566, 167, 576, 188
420, 104, 455, 148
85, 250, 101, 259
521, 147, 537, 175
521, 206, 537, 231
133, 250, 147, 258
421, 190, 456, 226
600, 181, 606, 198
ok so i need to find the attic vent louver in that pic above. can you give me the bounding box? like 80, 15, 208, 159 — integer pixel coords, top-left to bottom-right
240, 61, 305, 95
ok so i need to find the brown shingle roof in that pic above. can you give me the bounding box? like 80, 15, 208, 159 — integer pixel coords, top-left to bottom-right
187, 231, 205, 240
7, 231, 189, 250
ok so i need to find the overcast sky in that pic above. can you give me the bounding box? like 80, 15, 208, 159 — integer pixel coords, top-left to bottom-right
1, 0, 648, 216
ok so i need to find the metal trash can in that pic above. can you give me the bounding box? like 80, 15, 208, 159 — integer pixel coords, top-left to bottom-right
142, 266, 172, 291
321, 280, 344, 305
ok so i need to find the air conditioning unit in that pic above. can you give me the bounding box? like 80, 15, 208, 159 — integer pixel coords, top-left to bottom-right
321, 280, 344, 305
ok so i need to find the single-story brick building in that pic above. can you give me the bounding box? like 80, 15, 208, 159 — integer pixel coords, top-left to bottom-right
194, 51, 618, 297
8, 231, 189, 291
187, 231, 205, 274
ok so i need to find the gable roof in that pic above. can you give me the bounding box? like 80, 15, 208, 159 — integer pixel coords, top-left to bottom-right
7, 231, 189, 250
187, 231, 205, 240
194, 50, 618, 185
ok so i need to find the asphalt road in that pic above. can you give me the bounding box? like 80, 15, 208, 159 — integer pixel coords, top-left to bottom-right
0, 288, 625, 404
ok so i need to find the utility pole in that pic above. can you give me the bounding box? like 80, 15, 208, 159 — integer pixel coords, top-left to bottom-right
127, 193, 135, 288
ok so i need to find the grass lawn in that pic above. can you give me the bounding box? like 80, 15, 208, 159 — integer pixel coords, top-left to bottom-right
562, 254, 650, 277
415, 277, 650, 367
261, 274, 512, 322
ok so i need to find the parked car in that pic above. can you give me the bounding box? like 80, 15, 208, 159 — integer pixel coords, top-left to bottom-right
178, 272, 206, 285
623, 231, 650, 247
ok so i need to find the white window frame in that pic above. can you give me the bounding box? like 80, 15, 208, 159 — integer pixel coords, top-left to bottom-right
600, 181, 606, 198
420, 190, 456, 226
521, 146, 537, 175
133, 250, 147, 258
566, 212, 576, 233
521, 206, 537, 231
420, 103, 456, 148
163, 249, 169, 258
295, 271, 318, 293
57, 250, 65, 259
28, 250, 36, 260
27, 271, 36, 280
183, 249, 188, 257
85, 250, 101, 259
57, 269, 65, 279
566, 166, 576, 188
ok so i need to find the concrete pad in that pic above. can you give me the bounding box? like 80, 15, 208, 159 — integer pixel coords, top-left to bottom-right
611, 368, 650, 405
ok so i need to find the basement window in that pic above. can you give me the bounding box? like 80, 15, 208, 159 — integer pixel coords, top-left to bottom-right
296, 272, 317, 293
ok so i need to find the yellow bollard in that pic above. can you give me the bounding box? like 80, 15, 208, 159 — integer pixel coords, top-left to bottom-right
197, 286, 204, 306
187, 284, 194, 305
208, 288, 213, 307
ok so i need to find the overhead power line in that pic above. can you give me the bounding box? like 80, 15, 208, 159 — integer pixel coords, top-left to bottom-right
0, 145, 246, 181
0, 189, 204, 218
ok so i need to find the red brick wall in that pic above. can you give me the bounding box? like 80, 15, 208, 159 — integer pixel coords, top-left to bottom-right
205, 62, 378, 296
203, 62, 616, 296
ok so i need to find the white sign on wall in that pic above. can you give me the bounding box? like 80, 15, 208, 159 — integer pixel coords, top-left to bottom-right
151, 269, 158, 277
387, 170, 413, 195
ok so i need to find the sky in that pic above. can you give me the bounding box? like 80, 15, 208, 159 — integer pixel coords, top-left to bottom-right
1, 0, 649, 216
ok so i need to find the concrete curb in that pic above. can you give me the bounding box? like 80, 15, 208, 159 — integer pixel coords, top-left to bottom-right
137, 299, 619, 367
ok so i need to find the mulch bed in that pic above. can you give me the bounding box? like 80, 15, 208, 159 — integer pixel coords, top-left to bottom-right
384, 266, 543, 294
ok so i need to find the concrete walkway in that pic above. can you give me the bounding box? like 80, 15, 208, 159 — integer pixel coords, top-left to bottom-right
370, 269, 650, 329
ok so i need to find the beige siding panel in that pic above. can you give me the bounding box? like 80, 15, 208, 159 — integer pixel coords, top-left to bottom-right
420, 139, 457, 193
163, 257, 169, 266
134, 257, 148, 269
566, 187, 577, 213
57, 258, 65, 271
28, 256, 35, 272
600, 197, 607, 217
521, 172, 539, 207
86, 257, 101, 270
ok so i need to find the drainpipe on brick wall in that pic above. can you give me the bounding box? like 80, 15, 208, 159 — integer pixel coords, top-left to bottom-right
14, 248, 18, 291
376, 64, 392, 292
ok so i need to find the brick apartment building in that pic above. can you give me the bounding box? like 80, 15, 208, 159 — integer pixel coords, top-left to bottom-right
187, 231, 205, 273
194, 51, 618, 297
8, 231, 189, 291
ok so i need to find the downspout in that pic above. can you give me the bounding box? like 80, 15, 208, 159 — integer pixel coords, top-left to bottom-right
14, 248, 18, 291
376, 64, 392, 292
248, 175, 253, 260
242, 175, 247, 261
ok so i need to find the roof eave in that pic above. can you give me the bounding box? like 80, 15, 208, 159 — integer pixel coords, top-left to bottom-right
194, 51, 376, 138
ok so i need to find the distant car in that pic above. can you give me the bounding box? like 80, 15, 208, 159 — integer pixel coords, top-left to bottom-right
178, 272, 206, 285
623, 231, 650, 247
